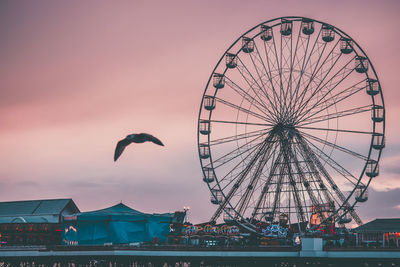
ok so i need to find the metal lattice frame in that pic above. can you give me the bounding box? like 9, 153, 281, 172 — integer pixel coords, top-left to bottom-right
198, 16, 385, 233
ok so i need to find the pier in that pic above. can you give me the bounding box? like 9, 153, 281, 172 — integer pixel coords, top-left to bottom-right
1, 240, 400, 267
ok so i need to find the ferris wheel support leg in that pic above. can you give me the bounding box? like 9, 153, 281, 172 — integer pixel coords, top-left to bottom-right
271, 158, 286, 222
296, 134, 363, 226
210, 137, 271, 223
285, 139, 328, 225
236, 139, 276, 219
303, 137, 365, 195
279, 136, 306, 223
294, 135, 335, 206
251, 152, 283, 220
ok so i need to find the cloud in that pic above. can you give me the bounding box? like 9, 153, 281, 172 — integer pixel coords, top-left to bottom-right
381, 153, 400, 175
356, 188, 400, 223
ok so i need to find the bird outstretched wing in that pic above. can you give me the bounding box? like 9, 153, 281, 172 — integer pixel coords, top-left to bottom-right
114, 139, 131, 161
142, 133, 164, 146
114, 133, 164, 162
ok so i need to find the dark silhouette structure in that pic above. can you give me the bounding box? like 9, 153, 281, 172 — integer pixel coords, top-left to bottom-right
114, 133, 164, 161
197, 16, 385, 233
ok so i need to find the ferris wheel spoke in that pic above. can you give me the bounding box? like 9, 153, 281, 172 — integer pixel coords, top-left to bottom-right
284, 20, 307, 121
287, 21, 303, 99
225, 76, 275, 120
295, 140, 344, 221
298, 79, 367, 123
292, 139, 332, 221
302, 137, 360, 185
299, 104, 372, 128
217, 141, 266, 189
235, 137, 277, 218
284, 27, 312, 119
295, 56, 356, 122
296, 125, 373, 135
210, 134, 273, 222
279, 139, 307, 223
295, 56, 344, 121
288, 27, 322, 118
210, 131, 268, 169
292, 143, 341, 223
299, 39, 341, 97
209, 142, 261, 171
214, 97, 274, 123
248, 46, 282, 118
262, 33, 285, 115
290, 144, 312, 223
295, 133, 363, 225
209, 120, 274, 127
270, 28, 287, 116
251, 151, 282, 219
209, 119, 273, 128
290, 37, 328, 117
292, 36, 339, 103
289, 140, 331, 223
253, 41, 282, 117
279, 32, 291, 114
293, 141, 338, 204
293, 42, 344, 120
209, 128, 269, 146
236, 56, 271, 102
299, 130, 368, 161
279, 28, 295, 114
270, 163, 285, 221
235, 57, 279, 118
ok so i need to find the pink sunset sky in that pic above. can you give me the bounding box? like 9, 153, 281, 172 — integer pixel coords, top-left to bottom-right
0, 0, 399, 223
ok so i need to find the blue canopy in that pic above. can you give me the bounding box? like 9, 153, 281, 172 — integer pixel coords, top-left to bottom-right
62, 203, 173, 245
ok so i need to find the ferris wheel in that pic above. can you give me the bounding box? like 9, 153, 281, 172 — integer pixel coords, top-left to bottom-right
197, 16, 385, 232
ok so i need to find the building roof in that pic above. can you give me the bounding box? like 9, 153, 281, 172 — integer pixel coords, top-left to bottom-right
353, 218, 400, 233
0, 199, 80, 223
63, 202, 174, 222
78, 203, 144, 216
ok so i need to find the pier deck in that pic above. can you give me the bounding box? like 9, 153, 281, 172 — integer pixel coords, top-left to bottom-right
1, 245, 400, 266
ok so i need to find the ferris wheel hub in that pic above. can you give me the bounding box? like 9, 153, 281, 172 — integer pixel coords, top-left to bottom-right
272, 123, 296, 135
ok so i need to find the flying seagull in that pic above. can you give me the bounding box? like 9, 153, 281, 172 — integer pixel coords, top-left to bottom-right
114, 133, 164, 161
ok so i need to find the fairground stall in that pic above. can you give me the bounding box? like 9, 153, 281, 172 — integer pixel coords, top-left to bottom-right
62, 203, 184, 245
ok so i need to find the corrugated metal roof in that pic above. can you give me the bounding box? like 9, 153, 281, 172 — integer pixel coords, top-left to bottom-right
0, 200, 39, 216
34, 199, 74, 215
353, 218, 400, 232
0, 199, 79, 223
